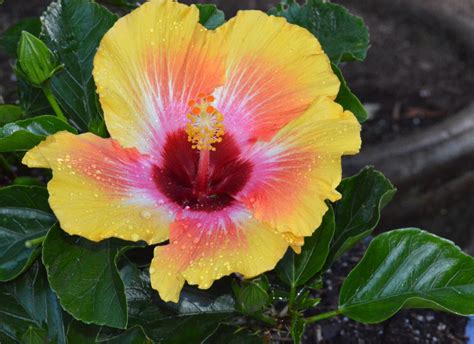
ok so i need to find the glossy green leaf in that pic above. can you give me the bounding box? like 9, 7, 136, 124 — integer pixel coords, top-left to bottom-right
234, 276, 270, 314
0, 105, 23, 126
271, 0, 369, 64
340, 228, 474, 323
325, 167, 396, 268
102, 327, 150, 344
17, 32, 62, 86
333, 63, 367, 123
0, 186, 55, 282
0, 262, 66, 343
42, 225, 136, 329
66, 320, 99, 344
67, 320, 150, 344
203, 324, 263, 344
196, 4, 226, 29
21, 327, 48, 344
294, 290, 320, 310
121, 262, 235, 343
98, 0, 136, 9
41, 0, 117, 131
0, 115, 76, 152
290, 313, 306, 344
276, 206, 335, 287
17, 76, 53, 117
0, 18, 41, 55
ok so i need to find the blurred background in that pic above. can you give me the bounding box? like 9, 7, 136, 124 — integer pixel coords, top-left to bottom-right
1, 0, 473, 342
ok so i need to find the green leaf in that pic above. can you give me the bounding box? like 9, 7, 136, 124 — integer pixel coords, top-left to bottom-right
290, 313, 306, 344
340, 228, 474, 323
333, 63, 367, 123
0, 262, 66, 343
276, 206, 335, 287
42, 225, 135, 329
203, 324, 263, 344
196, 4, 226, 30
41, 0, 117, 131
67, 320, 150, 344
325, 167, 396, 268
18, 76, 53, 117
0, 18, 41, 56
0, 115, 77, 152
17, 31, 62, 86
13, 176, 44, 186
121, 262, 235, 343
271, 0, 369, 64
0, 185, 55, 282
66, 320, 99, 344
0, 105, 23, 126
21, 327, 48, 344
234, 276, 270, 314
101, 327, 150, 344
294, 290, 320, 310
98, 0, 136, 9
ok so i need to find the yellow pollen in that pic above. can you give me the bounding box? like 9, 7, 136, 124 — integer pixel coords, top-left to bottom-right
185, 94, 224, 151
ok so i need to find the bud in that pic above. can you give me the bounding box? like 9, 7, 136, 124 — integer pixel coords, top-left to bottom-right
16, 31, 63, 86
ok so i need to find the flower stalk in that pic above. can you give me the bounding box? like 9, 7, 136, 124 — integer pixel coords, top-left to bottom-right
25, 235, 46, 248
305, 309, 341, 324
43, 82, 67, 123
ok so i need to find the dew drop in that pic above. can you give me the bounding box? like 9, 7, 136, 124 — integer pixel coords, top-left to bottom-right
140, 210, 151, 219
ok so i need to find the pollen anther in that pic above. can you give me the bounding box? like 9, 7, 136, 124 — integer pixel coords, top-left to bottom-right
185, 94, 225, 151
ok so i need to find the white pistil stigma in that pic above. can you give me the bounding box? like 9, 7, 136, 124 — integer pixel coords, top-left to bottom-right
185, 93, 224, 151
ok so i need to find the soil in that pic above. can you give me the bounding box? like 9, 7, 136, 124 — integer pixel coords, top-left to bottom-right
1, 0, 472, 343
336, 0, 474, 144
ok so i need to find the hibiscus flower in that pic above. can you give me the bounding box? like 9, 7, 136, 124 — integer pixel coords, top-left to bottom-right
23, 0, 361, 302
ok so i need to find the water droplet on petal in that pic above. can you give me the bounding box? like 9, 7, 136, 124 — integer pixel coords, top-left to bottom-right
140, 210, 151, 219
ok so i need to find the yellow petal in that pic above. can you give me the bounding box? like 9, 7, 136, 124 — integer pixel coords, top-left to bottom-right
150, 208, 288, 302
23, 131, 173, 243
94, 0, 226, 155
240, 97, 361, 237
213, 10, 340, 142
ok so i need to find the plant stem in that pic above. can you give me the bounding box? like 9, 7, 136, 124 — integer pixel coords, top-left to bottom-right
42, 82, 67, 123
288, 284, 296, 310
25, 235, 46, 248
0, 154, 16, 179
305, 309, 341, 324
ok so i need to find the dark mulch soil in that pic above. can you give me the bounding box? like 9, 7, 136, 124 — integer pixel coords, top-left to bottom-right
337, 0, 474, 144
304, 241, 468, 344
